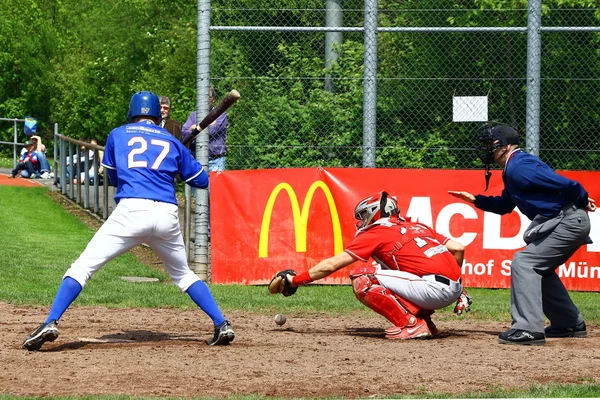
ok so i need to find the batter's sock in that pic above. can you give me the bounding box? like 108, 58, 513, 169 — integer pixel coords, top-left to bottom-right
186, 281, 225, 326
46, 277, 82, 323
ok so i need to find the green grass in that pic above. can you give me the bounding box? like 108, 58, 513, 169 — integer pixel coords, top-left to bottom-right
0, 381, 599, 399
0, 155, 17, 168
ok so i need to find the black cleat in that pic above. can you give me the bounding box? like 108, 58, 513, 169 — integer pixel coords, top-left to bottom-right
545, 321, 587, 338
22, 320, 59, 351
498, 328, 545, 346
207, 320, 235, 346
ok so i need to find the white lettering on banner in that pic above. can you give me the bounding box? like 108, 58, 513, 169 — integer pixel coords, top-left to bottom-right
558, 262, 600, 279
501, 259, 512, 276
435, 203, 478, 246
483, 210, 529, 250
588, 212, 600, 252
403, 196, 600, 253
462, 259, 494, 276
463, 259, 600, 279
405, 197, 434, 228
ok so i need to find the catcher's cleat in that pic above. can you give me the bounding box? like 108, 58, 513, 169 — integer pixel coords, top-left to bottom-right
386, 318, 437, 336
385, 325, 403, 336
22, 320, 59, 351
385, 319, 431, 340
207, 320, 235, 346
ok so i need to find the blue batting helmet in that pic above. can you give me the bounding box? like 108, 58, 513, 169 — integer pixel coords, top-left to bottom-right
127, 91, 161, 122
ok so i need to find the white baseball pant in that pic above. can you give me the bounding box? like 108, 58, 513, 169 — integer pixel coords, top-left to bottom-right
64, 198, 200, 291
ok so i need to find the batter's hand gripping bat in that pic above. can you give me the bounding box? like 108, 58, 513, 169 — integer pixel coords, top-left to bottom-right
182, 89, 240, 147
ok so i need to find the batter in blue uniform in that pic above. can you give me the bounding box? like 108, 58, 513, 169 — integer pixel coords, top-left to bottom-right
23, 91, 234, 350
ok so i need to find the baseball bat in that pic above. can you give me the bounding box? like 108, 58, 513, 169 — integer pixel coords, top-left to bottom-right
182, 89, 241, 147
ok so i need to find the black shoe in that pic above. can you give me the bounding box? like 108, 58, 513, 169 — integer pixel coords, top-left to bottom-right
545, 321, 587, 338
498, 328, 545, 346
22, 320, 59, 351
207, 320, 235, 346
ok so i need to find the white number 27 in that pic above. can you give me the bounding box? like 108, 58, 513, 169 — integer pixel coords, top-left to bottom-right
127, 137, 170, 170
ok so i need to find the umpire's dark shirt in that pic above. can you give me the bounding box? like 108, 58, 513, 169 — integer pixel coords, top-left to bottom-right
474, 150, 589, 220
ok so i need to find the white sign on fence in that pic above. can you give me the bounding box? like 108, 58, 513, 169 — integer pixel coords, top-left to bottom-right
452, 96, 488, 122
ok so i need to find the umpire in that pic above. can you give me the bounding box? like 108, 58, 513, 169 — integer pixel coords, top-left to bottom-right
449, 122, 596, 346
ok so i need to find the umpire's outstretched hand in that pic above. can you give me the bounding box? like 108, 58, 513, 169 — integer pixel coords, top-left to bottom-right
448, 191, 476, 204
586, 197, 597, 212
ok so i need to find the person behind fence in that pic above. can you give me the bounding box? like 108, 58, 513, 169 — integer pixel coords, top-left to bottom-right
268, 191, 473, 340
449, 122, 596, 346
22, 91, 234, 351
181, 86, 228, 172
65, 139, 92, 181
10, 141, 39, 178
181, 86, 229, 237
73, 138, 104, 185
159, 96, 182, 141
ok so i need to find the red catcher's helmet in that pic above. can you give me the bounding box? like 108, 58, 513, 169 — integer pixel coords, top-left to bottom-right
354, 191, 399, 230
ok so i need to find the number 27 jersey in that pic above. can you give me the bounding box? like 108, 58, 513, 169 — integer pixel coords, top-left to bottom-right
102, 120, 207, 205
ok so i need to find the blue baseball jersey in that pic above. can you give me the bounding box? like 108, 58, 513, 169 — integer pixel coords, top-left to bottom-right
101, 120, 208, 205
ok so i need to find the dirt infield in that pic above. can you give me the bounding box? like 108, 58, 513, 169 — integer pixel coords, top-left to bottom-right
2, 302, 599, 398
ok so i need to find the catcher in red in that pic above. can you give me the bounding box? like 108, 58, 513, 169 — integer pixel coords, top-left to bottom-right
268, 191, 473, 340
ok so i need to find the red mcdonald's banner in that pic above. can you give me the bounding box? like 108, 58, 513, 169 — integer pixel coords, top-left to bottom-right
210, 168, 600, 291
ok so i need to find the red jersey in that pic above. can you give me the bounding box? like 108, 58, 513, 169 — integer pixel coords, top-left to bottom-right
344, 216, 461, 281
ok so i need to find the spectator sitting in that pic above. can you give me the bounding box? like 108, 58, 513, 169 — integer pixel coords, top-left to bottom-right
73, 138, 104, 185
20, 135, 46, 156
20, 135, 51, 178
32, 136, 51, 178
65, 139, 92, 180
11, 141, 39, 178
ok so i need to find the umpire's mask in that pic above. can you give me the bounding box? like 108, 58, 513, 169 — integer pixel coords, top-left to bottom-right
475, 123, 520, 190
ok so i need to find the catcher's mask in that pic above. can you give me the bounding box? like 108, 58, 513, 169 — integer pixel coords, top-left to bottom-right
354, 191, 399, 230
476, 123, 520, 190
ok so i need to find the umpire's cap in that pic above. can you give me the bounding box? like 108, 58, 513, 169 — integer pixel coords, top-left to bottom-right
127, 91, 161, 123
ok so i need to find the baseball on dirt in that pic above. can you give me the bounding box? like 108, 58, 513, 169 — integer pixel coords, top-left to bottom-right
274, 313, 287, 326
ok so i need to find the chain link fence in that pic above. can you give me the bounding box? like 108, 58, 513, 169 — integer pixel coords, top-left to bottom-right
206, 3, 600, 172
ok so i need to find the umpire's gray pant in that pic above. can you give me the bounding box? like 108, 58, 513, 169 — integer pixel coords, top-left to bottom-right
510, 204, 590, 333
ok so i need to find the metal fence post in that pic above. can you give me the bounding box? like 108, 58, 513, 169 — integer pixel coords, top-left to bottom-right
60, 139, 67, 195
13, 120, 18, 169
362, 0, 378, 168
325, 0, 343, 92
54, 123, 59, 186
525, 0, 542, 156
192, 0, 212, 281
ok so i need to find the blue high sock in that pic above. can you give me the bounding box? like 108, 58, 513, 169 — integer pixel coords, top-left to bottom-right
46, 277, 82, 323
186, 281, 225, 326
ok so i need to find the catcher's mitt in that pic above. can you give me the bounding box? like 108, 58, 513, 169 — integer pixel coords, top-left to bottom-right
268, 270, 298, 297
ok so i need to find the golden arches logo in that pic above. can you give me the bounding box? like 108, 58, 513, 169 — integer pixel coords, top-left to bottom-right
259, 181, 343, 258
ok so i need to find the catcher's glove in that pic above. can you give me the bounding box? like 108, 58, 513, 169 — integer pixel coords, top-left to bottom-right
454, 289, 473, 316
268, 270, 298, 297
